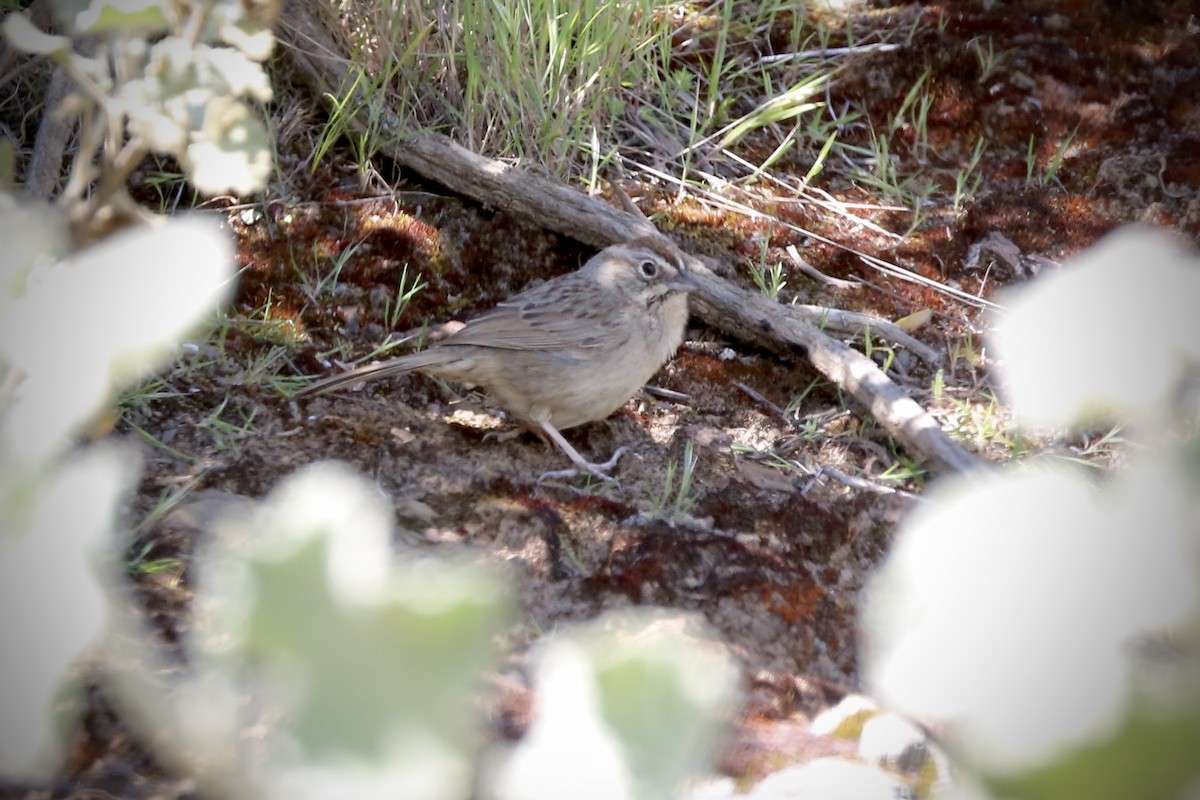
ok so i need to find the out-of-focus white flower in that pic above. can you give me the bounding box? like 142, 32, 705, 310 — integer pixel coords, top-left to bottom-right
0, 445, 134, 779
861, 462, 1197, 774
487, 610, 738, 800
0, 218, 234, 472
0, 193, 68, 304
186, 96, 273, 196
169, 461, 512, 800
992, 226, 1200, 430
488, 640, 634, 800
0, 213, 234, 781
745, 757, 903, 800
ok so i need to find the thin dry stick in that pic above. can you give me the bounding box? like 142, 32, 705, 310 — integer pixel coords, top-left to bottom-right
25, 66, 76, 201
276, 0, 981, 474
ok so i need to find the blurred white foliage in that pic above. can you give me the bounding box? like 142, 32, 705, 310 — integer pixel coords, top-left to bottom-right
0, 216, 235, 477
116, 36, 273, 194
992, 226, 1200, 429
99, 465, 742, 800
4, 0, 276, 198
863, 462, 1197, 773
0, 193, 69, 303
487, 610, 738, 800
1, 0, 268, 783
0, 213, 235, 780
0, 13, 70, 57
488, 639, 634, 800
73, 0, 169, 35
0, 445, 134, 779
105, 461, 514, 800
862, 226, 1200, 796
186, 92, 273, 195
744, 757, 902, 800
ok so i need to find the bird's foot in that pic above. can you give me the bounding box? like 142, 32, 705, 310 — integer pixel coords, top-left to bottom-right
537, 446, 628, 484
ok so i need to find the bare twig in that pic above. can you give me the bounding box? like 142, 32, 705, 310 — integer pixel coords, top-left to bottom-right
784, 244, 861, 289
25, 67, 76, 200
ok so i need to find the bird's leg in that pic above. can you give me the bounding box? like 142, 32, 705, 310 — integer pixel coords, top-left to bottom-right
483, 426, 527, 443
535, 420, 627, 482
484, 419, 552, 445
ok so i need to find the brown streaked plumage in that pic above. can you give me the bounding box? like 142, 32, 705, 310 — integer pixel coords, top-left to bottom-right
295, 236, 697, 480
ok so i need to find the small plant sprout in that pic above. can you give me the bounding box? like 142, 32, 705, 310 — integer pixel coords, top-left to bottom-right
196, 395, 260, 450
904, 12, 922, 46
953, 137, 986, 213
303, 239, 361, 302
1042, 126, 1078, 188
1025, 128, 1077, 188
385, 264, 427, 329
860, 325, 897, 374
889, 67, 931, 156
784, 377, 826, 419
802, 125, 840, 187
941, 390, 1026, 457
654, 438, 700, 523
749, 241, 787, 301
315, 38, 413, 180
971, 36, 1005, 82
1025, 133, 1038, 187
140, 162, 189, 214
877, 453, 927, 485
949, 330, 980, 384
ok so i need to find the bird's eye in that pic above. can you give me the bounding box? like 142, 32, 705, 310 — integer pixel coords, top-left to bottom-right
638, 259, 659, 278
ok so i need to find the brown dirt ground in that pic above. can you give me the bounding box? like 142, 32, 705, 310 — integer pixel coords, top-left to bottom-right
6, 0, 1200, 797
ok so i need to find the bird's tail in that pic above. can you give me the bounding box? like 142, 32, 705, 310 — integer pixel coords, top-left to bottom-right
293, 349, 448, 398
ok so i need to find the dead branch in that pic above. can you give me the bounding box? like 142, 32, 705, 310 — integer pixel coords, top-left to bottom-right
275, 0, 982, 474
25, 66, 75, 201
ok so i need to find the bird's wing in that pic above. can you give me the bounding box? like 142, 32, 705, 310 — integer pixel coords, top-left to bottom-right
440, 281, 621, 352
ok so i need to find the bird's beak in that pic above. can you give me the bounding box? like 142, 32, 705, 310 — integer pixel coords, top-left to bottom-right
670, 271, 700, 293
